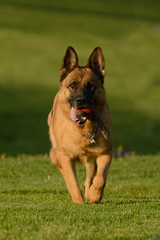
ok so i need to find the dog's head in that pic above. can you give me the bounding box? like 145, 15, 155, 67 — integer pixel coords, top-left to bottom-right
59, 46, 106, 125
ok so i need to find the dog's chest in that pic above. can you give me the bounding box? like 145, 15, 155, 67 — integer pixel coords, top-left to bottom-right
60, 128, 107, 158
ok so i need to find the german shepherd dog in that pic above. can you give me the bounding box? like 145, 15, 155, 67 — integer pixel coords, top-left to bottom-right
48, 46, 113, 204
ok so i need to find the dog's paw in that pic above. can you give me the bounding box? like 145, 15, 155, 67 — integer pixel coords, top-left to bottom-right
89, 184, 103, 204
88, 176, 105, 203
72, 196, 85, 204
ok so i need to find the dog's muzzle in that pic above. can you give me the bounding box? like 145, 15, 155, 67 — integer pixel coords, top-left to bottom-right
71, 107, 93, 125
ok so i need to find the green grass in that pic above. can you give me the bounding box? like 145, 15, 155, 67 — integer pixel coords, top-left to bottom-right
0, 154, 160, 239
0, 0, 160, 155
0, 1, 159, 239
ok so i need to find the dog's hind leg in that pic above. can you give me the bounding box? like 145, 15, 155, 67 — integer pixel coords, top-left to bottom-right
84, 159, 96, 200
50, 148, 64, 176
89, 151, 112, 204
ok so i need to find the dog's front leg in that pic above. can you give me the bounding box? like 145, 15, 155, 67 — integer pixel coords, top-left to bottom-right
58, 151, 85, 204
89, 151, 112, 204
84, 159, 96, 200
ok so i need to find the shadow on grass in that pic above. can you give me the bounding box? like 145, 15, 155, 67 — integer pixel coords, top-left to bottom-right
110, 96, 160, 154
0, 85, 58, 155
0, 0, 160, 22
0, 85, 159, 155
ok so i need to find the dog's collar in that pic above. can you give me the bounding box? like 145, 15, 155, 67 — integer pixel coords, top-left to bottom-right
90, 124, 99, 144
77, 123, 99, 144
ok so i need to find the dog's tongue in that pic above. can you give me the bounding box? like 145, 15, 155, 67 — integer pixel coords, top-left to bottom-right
71, 107, 93, 124
71, 107, 78, 121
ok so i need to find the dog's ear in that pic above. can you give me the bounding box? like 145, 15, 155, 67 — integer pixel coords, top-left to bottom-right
87, 47, 105, 82
60, 46, 79, 82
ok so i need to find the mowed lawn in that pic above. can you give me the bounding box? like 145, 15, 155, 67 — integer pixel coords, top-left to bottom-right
0, 154, 160, 240
0, 1, 160, 239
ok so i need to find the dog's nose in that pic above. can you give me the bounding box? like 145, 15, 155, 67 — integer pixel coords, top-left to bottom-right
75, 95, 86, 106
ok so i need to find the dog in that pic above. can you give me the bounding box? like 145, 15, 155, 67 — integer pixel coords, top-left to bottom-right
48, 46, 113, 204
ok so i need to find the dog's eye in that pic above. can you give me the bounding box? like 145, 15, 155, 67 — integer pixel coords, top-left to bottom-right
86, 82, 95, 91
70, 82, 77, 89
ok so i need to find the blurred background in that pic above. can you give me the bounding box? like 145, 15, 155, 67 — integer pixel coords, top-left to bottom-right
0, 0, 160, 155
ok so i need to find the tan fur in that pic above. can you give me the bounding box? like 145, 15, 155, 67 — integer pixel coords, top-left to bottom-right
48, 47, 113, 204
